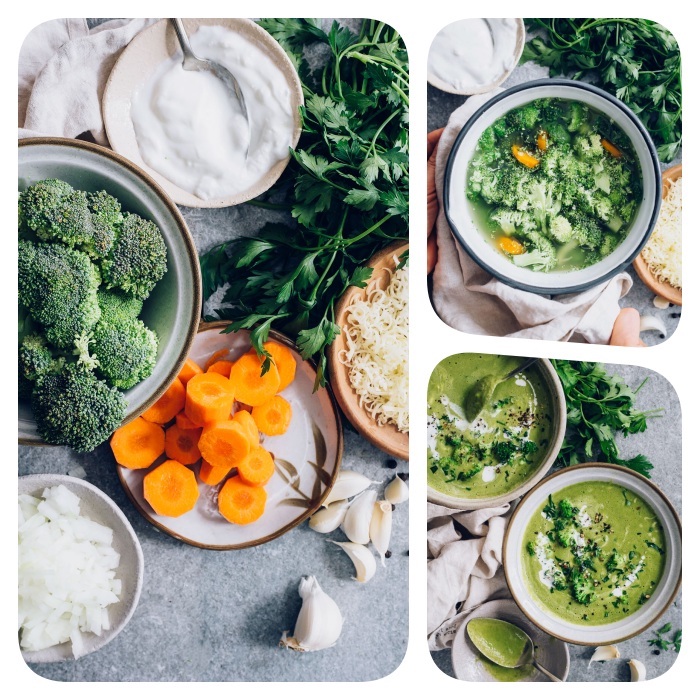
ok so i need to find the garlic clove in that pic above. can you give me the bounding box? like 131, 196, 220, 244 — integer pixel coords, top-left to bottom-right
588, 644, 620, 667
639, 314, 667, 336
309, 499, 349, 534
653, 295, 670, 309
370, 500, 393, 566
628, 659, 646, 682
323, 470, 375, 506
342, 489, 377, 544
330, 541, 377, 583
384, 475, 409, 504
280, 575, 343, 652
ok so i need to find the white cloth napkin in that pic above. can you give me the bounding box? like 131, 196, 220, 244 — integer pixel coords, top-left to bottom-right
427, 501, 515, 651
431, 91, 632, 343
19, 18, 156, 145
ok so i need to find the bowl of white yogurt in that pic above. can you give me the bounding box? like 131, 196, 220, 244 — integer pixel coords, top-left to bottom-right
103, 19, 303, 208
428, 18, 525, 95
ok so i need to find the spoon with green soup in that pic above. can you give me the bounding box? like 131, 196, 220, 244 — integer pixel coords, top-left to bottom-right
465, 357, 539, 422
467, 617, 563, 682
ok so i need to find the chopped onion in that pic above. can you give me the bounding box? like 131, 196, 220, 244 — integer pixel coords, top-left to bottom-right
18, 485, 122, 655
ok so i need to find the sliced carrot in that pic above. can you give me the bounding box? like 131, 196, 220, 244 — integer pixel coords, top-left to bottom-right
176, 411, 200, 431
185, 372, 235, 427
204, 348, 229, 371
511, 145, 540, 168
177, 358, 203, 386
207, 360, 234, 377
232, 410, 260, 447
237, 446, 275, 487
110, 417, 165, 469
198, 420, 251, 469
218, 476, 266, 525
251, 395, 293, 436
498, 236, 525, 256
198, 458, 233, 486
165, 424, 202, 465
601, 138, 622, 158
536, 131, 548, 151
141, 378, 186, 424
260, 341, 297, 391
143, 459, 199, 517
229, 353, 280, 406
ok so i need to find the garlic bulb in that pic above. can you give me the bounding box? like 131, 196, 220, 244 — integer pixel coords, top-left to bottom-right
588, 645, 620, 667
280, 576, 343, 652
384, 475, 409, 504
309, 500, 349, 534
628, 659, 646, 682
342, 489, 376, 544
331, 541, 377, 583
370, 500, 392, 565
323, 470, 374, 505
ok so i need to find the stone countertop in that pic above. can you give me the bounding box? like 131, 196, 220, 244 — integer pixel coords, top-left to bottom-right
430, 361, 682, 682
427, 59, 681, 346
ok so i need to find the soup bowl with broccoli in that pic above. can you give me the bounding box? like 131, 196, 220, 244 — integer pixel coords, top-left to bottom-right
444, 80, 662, 294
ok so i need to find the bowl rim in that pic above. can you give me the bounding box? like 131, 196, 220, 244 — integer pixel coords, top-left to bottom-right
19, 473, 144, 662
115, 320, 345, 550
502, 462, 683, 646
18, 136, 202, 446
426, 356, 567, 509
444, 78, 663, 295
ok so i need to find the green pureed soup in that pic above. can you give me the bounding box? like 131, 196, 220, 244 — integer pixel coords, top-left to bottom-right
427, 354, 554, 500
467, 98, 642, 272
522, 481, 666, 625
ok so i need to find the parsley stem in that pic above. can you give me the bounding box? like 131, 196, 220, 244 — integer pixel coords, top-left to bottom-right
367, 109, 402, 154
246, 199, 288, 211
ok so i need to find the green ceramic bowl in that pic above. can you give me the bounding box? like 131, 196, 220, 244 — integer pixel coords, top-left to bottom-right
19, 137, 201, 445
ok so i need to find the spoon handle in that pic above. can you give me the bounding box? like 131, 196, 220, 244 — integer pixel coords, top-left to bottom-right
170, 18, 199, 68
505, 357, 539, 380
533, 659, 563, 682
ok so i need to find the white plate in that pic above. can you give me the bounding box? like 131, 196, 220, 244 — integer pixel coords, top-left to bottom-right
103, 18, 303, 208
117, 323, 343, 549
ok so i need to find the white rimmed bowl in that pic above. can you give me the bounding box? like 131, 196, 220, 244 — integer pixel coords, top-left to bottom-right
503, 464, 682, 646
18, 138, 201, 445
427, 357, 566, 510
19, 473, 144, 662
444, 79, 662, 295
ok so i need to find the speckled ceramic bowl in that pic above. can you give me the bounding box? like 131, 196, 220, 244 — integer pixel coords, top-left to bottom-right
19, 473, 144, 662
18, 137, 201, 445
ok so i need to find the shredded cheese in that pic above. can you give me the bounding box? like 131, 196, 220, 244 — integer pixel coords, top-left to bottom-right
641, 177, 682, 289
339, 261, 409, 433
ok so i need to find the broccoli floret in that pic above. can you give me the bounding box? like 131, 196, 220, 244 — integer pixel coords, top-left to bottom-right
521, 440, 538, 455
556, 524, 580, 548
551, 571, 568, 591
478, 126, 497, 153
599, 234, 619, 258
83, 190, 123, 260
512, 231, 557, 271
96, 288, 143, 324
101, 213, 167, 300
574, 134, 605, 162
525, 180, 561, 231
571, 569, 596, 605
508, 103, 541, 130
492, 116, 509, 138
19, 179, 93, 247
91, 317, 158, 390
492, 441, 518, 464
18, 333, 54, 381
549, 215, 573, 243
570, 213, 604, 250
547, 122, 571, 146
31, 363, 127, 452
558, 499, 578, 519
567, 102, 588, 132
490, 208, 535, 235
606, 551, 625, 573
526, 541, 536, 556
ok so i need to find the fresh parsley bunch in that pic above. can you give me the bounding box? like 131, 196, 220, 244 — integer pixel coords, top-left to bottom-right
200, 19, 408, 388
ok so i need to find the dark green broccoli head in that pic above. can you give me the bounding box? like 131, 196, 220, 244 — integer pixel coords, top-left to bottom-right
558, 499, 578, 519
32, 363, 127, 452
556, 524, 580, 548
91, 317, 158, 390
491, 441, 518, 464
18, 240, 101, 340
571, 569, 596, 605
101, 213, 167, 300
83, 190, 123, 260
96, 288, 143, 325
18, 333, 54, 381
605, 551, 625, 573
507, 103, 541, 130
19, 180, 93, 247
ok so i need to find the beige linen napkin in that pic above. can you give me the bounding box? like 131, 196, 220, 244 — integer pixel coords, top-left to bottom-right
19, 18, 156, 145
431, 91, 632, 343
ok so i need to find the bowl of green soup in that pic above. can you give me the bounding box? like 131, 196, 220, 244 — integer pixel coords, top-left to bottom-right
503, 464, 682, 645
427, 354, 566, 509
444, 79, 662, 294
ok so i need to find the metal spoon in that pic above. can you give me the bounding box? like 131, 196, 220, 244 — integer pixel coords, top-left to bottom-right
467, 617, 563, 682
169, 19, 250, 154
465, 357, 539, 423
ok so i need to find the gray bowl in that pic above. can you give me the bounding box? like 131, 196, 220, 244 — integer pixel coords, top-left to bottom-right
19, 473, 144, 662
18, 137, 201, 444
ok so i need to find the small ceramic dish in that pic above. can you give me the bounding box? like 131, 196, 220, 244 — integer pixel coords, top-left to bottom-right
103, 18, 304, 208
329, 241, 409, 460
19, 473, 144, 663
428, 19, 525, 95
427, 358, 566, 510
633, 163, 682, 305
117, 322, 343, 549
18, 138, 201, 446
452, 599, 570, 682
444, 79, 662, 295
503, 464, 682, 646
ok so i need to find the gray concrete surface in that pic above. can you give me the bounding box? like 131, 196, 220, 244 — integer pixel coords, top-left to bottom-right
430, 362, 682, 682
